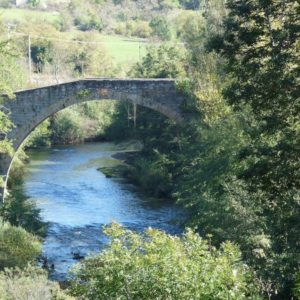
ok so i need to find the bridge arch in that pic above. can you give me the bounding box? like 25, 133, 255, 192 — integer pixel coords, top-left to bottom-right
0, 78, 186, 200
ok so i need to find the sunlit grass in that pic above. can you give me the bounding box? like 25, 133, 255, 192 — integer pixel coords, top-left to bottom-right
0, 8, 59, 23
0, 8, 149, 66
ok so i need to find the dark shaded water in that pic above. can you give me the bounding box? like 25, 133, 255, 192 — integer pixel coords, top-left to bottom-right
24, 142, 183, 281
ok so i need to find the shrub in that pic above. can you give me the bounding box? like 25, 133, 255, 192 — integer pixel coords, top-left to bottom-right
69, 223, 260, 299
51, 109, 84, 144
0, 221, 41, 269
150, 16, 172, 41
25, 119, 51, 149
30, 40, 54, 73
124, 155, 173, 197
74, 14, 104, 32
0, 265, 73, 300
133, 21, 152, 38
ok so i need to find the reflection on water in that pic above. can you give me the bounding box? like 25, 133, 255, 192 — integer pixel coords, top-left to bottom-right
24, 142, 183, 281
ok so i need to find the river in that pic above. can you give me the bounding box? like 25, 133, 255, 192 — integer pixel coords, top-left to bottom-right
24, 142, 183, 281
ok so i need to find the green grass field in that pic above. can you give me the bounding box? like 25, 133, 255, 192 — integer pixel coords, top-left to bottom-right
0, 8, 59, 23
99, 35, 148, 65
0, 8, 149, 67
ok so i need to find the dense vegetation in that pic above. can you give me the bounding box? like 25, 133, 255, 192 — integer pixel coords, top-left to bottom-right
99, 1, 300, 298
0, 0, 299, 299
69, 223, 259, 299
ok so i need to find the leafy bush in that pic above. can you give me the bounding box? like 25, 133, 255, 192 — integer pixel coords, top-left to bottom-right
51, 109, 84, 144
0, 221, 41, 269
0, 265, 73, 300
132, 21, 152, 38
25, 119, 51, 149
124, 154, 173, 197
31, 40, 54, 73
131, 44, 187, 78
150, 16, 172, 41
74, 14, 104, 32
69, 223, 260, 299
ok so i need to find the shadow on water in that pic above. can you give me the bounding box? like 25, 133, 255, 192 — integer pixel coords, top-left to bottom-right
24, 142, 184, 281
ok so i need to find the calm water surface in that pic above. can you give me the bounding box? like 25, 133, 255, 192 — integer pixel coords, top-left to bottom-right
24, 142, 183, 281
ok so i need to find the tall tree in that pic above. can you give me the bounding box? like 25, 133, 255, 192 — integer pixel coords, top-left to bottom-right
209, 0, 300, 297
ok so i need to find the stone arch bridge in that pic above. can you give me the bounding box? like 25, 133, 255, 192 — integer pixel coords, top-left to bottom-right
0, 78, 187, 200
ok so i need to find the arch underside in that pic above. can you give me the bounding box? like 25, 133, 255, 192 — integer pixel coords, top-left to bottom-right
0, 79, 185, 200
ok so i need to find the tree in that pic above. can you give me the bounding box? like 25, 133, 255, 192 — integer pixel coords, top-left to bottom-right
150, 16, 172, 41
209, 0, 300, 296
131, 44, 187, 78
30, 39, 54, 73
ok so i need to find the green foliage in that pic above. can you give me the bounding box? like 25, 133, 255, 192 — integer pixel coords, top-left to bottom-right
149, 16, 172, 41
74, 13, 104, 32
67, 36, 115, 76
0, 187, 47, 237
131, 44, 187, 78
0, 1, 298, 298
0, 265, 73, 300
69, 223, 260, 299
105, 43, 188, 196
0, 221, 41, 269
207, 0, 300, 296
31, 39, 54, 72
104, 1, 300, 298
174, 115, 272, 264
50, 109, 84, 144
115, 20, 153, 38
124, 153, 174, 197
24, 101, 119, 147
0, 21, 26, 186
25, 119, 51, 149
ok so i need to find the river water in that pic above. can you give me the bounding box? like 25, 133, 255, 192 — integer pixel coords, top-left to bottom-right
24, 142, 182, 281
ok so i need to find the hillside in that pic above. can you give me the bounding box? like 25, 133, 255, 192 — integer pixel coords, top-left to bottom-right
0, 0, 196, 85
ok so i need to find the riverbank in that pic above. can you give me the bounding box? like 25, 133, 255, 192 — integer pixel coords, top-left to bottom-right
98, 150, 139, 178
